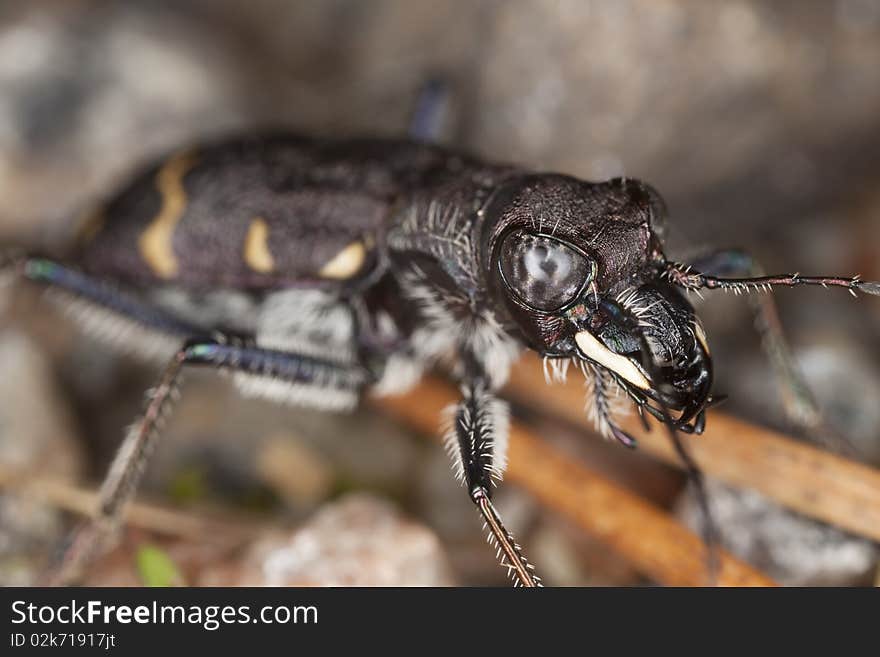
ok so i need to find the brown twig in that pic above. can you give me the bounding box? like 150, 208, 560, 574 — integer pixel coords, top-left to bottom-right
0, 461, 262, 543
375, 377, 777, 587
505, 354, 880, 543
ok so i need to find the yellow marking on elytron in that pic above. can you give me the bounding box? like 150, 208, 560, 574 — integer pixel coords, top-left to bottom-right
138, 150, 198, 278
318, 241, 366, 279
243, 217, 276, 273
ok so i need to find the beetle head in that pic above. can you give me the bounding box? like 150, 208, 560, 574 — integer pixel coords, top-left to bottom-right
482, 174, 712, 428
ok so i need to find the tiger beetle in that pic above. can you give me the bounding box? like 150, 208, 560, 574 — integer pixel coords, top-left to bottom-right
4, 84, 879, 587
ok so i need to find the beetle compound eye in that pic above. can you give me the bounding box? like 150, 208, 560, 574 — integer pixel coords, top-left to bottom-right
498, 232, 593, 311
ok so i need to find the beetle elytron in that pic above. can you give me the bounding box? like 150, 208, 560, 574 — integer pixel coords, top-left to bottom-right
5, 124, 878, 587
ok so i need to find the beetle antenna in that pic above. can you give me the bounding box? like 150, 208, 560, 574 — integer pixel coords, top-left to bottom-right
665, 261, 880, 298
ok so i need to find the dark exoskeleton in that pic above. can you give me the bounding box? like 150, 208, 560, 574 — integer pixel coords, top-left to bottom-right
5, 129, 878, 586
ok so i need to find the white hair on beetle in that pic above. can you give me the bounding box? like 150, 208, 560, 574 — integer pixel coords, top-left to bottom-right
466, 312, 522, 390
151, 287, 259, 334
542, 356, 575, 385
578, 360, 630, 441
46, 288, 180, 363
233, 372, 357, 411
441, 383, 510, 486
481, 392, 510, 482
615, 285, 662, 331
256, 288, 356, 365
400, 264, 521, 390
399, 264, 464, 359
370, 353, 424, 397
441, 403, 466, 484
391, 201, 473, 286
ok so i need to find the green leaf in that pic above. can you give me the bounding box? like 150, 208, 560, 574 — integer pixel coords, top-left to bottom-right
136, 545, 184, 587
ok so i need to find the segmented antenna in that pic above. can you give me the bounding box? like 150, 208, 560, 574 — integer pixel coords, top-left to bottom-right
665, 261, 880, 298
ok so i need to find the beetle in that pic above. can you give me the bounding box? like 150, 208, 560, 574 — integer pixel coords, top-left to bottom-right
4, 108, 878, 586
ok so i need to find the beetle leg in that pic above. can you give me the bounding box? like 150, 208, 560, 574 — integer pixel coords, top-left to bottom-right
20, 256, 201, 338
664, 424, 721, 584
680, 248, 853, 452
408, 78, 453, 143
445, 362, 542, 587
44, 338, 369, 584
43, 349, 187, 584
583, 362, 639, 449
604, 297, 722, 584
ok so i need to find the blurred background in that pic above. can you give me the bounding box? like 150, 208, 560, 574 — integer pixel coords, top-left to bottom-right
0, 0, 878, 586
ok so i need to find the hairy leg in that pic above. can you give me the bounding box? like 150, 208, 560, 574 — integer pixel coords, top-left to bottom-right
445, 357, 541, 587
683, 248, 851, 451
44, 338, 369, 584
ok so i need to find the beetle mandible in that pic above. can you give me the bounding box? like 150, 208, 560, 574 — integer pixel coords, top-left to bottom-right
5, 104, 879, 587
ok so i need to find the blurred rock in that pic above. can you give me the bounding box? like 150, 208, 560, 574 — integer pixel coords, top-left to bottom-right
0, 330, 83, 585
531, 518, 642, 587
723, 336, 880, 463
254, 433, 335, 507
796, 341, 880, 464
210, 493, 455, 586
140, 373, 421, 517
0, 2, 262, 243
678, 479, 878, 586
